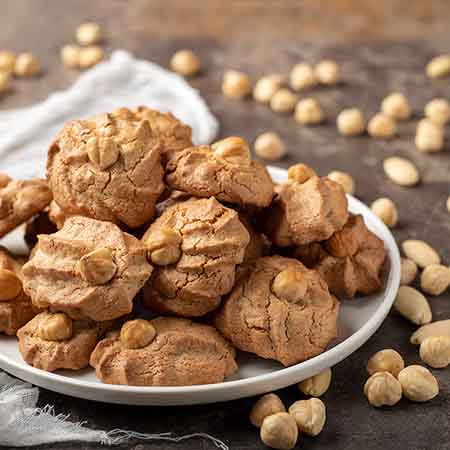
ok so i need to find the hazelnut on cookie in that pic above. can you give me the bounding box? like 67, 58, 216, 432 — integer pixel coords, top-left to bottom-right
165, 137, 274, 209
17, 311, 101, 371
47, 108, 165, 228
262, 164, 348, 247
214, 256, 340, 366
0, 246, 39, 335
22, 216, 152, 321
293, 214, 386, 298
0, 173, 52, 238
90, 317, 238, 386
141, 196, 250, 317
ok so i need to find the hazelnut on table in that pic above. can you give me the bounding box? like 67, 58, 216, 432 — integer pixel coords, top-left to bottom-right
398, 365, 439, 402
253, 74, 284, 103
415, 119, 444, 153
61, 45, 81, 69
170, 49, 200, 77
383, 157, 420, 187
0, 50, 16, 73
367, 349, 405, 377
270, 88, 298, 113
79, 46, 104, 69
381, 93, 411, 121
254, 132, 286, 161
426, 54, 450, 79
315, 60, 340, 85
0, 72, 11, 95
424, 98, 450, 125
327, 170, 355, 195
260, 412, 298, 450
250, 393, 286, 427
370, 198, 398, 227
76, 22, 102, 46
337, 108, 365, 136
420, 264, 450, 296
290, 63, 317, 91
394, 286, 432, 325
410, 320, 450, 345
400, 257, 418, 285
298, 368, 332, 397
401, 239, 440, 268
14, 53, 41, 77
419, 336, 450, 369
288, 398, 326, 436
364, 372, 402, 407
367, 113, 397, 139
222, 70, 252, 98
295, 98, 324, 125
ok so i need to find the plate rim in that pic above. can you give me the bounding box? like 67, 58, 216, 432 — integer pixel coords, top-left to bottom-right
0, 165, 401, 404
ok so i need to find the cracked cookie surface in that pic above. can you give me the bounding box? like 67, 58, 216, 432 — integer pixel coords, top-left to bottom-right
262, 175, 348, 246
214, 255, 339, 366
142, 196, 250, 317
22, 216, 153, 321
47, 108, 165, 228
0, 173, 52, 238
165, 144, 274, 208
17, 311, 100, 371
90, 317, 238, 386
0, 246, 39, 335
293, 214, 387, 298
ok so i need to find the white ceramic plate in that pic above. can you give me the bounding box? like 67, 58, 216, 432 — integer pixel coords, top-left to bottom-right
0, 166, 400, 405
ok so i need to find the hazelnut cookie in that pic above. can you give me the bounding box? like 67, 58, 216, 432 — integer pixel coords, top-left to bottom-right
293, 214, 386, 298
141, 196, 250, 317
0, 246, 38, 335
0, 173, 52, 238
90, 317, 238, 386
22, 216, 152, 321
214, 256, 340, 366
262, 164, 348, 246
47, 108, 165, 228
165, 137, 274, 209
17, 311, 100, 371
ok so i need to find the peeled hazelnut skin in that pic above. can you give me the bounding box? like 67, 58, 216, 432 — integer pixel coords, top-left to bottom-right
120, 319, 157, 350
298, 368, 332, 397
0, 268, 23, 301
367, 349, 405, 377
260, 412, 298, 450
288, 398, 326, 436
419, 336, 450, 369
144, 227, 182, 266
271, 270, 307, 303
77, 247, 117, 285
39, 313, 73, 341
287, 163, 317, 184
250, 393, 286, 428
364, 372, 402, 407
212, 136, 251, 165
398, 365, 439, 402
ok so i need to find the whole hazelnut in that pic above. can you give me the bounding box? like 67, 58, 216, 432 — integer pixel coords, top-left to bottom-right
79, 46, 104, 69
294, 98, 324, 125
76, 22, 102, 46
144, 226, 182, 266
298, 368, 332, 397
415, 119, 444, 153
424, 98, 450, 125
400, 258, 418, 285
222, 70, 251, 99
327, 170, 355, 195
253, 74, 284, 104
398, 365, 439, 402
270, 88, 298, 113
290, 63, 317, 91
170, 49, 200, 77
381, 93, 411, 121
315, 60, 341, 85
120, 319, 157, 350
337, 108, 365, 136
271, 270, 307, 303
370, 198, 398, 228
420, 264, 450, 296
250, 393, 286, 427
86, 136, 120, 170
212, 136, 251, 165
0, 71, 11, 95
61, 45, 81, 69
364, 372, 402, 407
14, 53, 41, 77
0, 50, 16, 73
289, 398, 326, 436
39, 313, 73, 341
254, 132, 286, 161
260, 412, 298, 450
0, 268, 22, 301
367, 349, 405, 377
419, 336, 450, 368
288, 163, 317, 184
426, 54, 450, 79
367, 113, 397, 139
77, 247, 117, 285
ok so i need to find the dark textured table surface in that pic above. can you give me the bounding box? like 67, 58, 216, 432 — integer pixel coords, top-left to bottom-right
1, 1, 449, 449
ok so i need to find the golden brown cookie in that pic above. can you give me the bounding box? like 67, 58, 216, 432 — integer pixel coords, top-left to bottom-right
17, 311, 100, 371
214, 256, 340, 366
90, 317, 238, 386
141, 196, 250, 317
133, 106, 193, 165
165, 137, 274, 209
0, 173, 52, 238
0, 246, 38, 335
262, 167, 348, 247
48, 200, 67, 229
47, 108, 165, 228
293, 214, 387, 298
22, 216, 153, 321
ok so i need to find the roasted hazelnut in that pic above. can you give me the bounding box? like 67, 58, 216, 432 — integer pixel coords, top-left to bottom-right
79, 46, 103, 69
272, 270, 307, 303
212, 136, 251, 165
400, 258, 418, 285
144, 227, 182, 266
420, 264, 450, 296
260, 412, 298, 450
253, 74, 284, 104
425, 98, 450, 125
76, 22, 102, 46
294, 98, 324, 125
327, 170, 355, 195
0, 268, 22, 301
298, 368, 332, 397
270, 88, 298, 113
250, 393, 286, 427
254, 132, 286, 161
290, 63, 317, 91
367, 349, 405, 377
315, 60, 340, 85
367, 113, 397, 139
288, 398, 326, 436
337, 108, 365, 136
120, 319, 156, 349
0, 50, 16, 73
288, 163, 317, 183
426, 55, 450, 79
61, 45, 81, 69
364, 372, 402, 407
86, 136, 120, 170
77, 248, 117, 285
370, 198, 398, 227
381, 93, 411, 121
222, 70, 251, 98
0, 71, 11, 95
419, 336, 450, 369
39, 313, 73, 341
398, 365, 439, 402
415, 119, 444, 153
170, 49, 200, 77
14, 53, 41, 77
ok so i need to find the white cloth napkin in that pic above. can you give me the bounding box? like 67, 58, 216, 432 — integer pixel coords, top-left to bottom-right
0, 50, 219, 179
0, 51, 223, 447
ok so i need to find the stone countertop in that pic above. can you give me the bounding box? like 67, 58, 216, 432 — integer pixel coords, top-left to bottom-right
1, 1, 449, 449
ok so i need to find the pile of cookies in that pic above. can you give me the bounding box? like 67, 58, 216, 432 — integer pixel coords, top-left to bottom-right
0, 106, 386, 386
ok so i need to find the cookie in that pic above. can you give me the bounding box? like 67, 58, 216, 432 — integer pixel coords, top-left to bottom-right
214, 256, 340, 366
141, 196, 250, 317
22, 216, 153, 321
0, 246, 38, 335
47, 108, 165, 228
133, 106, 193, 165
17, 311, 100, 371
293, 214, 386, 298
48, 200, 67, 229
262, 165, 348, 246
166, 137, 274, 208
0, 173, 52, 238
90, 317, 238, 386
